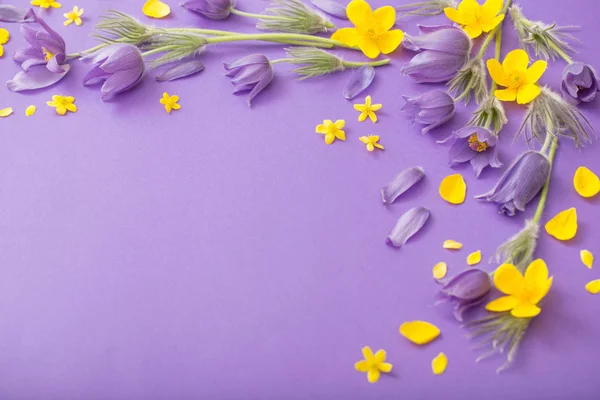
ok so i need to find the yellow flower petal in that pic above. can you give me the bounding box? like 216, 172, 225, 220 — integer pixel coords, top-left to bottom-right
0, 45, 4, 58
357, 37, 380, 59
481, 0, 503, 19
545, 207, 578, 241
439, 174, 466, 204
493, 263, 524, 295
581, 250, 594, 269
378, 362, 393, 373
375, 30, 404, 55
443, 7, 467, 25
346, 0, 373, 27
331, 27, 360, 47
511, 303, 541, 318
367, 367, 380, 383
0, 28, 9, 45
502, 49, 529, 72
485, 295, 520, 312
399, 321, 440, 345
354, 360, 369, 372
494, 88, 518, 102
516, 83, 541, 104
142, 0, 171, 19
525, 60, 548, 84
463, 24, 483, 39
524, 259, 552, 304
480, 14, 504, 32
573, 166, 600, 198
467, 250, 481, 266
431, 352, 448, 375
585, 279, 600, 295
362, 346, 374, 360
0, 107, 13, 118
486, 59, 507, 87
373, 5, 396, 31
373, 349, 386, 363
443, 240, 463, 250
25, 105, 37, 116
433, 262, 448, 280
457, 0, 480, 24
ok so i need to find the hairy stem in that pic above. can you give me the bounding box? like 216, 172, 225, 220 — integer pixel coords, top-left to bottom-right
205, 33, 355, 49
475, 0, 512, 60
533, 135, 559, 224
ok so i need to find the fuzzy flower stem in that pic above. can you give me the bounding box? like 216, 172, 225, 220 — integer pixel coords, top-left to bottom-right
490, 24, 502, 93
204, 33, 354, 49
547, 40, 573, 64
475, 0, 512, 61
533, 135, 558, 224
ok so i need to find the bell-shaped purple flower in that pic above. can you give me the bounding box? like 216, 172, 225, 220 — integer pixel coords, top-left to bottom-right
401, 90, 455, 134
401, 25, 471, 83
476, 151, 551, 216
182, 0, 235, 20
224, 54, 274, 106
81, 44, 145, 101
435, 269, 491, 322
561, 62, 599, 105
439, 126, 503, 178
7, 9, 69, 92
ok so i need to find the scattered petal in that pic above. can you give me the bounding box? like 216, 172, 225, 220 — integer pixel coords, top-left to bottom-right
573, 166, 600, 198
143, 0, 171, 18
25, 105, 37, 116
312, 0, 348, 19
545, 208, 578, 241
399, 320, 440, 345
359, 135, 384, 152
585, 279, 600, 295
443, 240, 463, 250
0, 107, 14, 117
431, 352, 448, 375
581, 250, 594, 269
433, 262, 448, 280
343, 65, 375, 100
467, 250, 482, 266
439, 174, 466, 204
156, 61, 205, 82
381, 166, 425, 205
387, 206, 430, 248
0, 5, 34, 22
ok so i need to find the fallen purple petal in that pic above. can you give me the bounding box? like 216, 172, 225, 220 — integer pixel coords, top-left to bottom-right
381, 166, 425, 205
311, 0, 348, 19
387, 206, 430, 248
0, 5, 33, 22
156, 60, 205, 82
343, 65, 375, 100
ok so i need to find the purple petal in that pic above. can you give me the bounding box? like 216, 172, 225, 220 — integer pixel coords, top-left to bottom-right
100, 69, 144, 101
448, 139, 477, 165
7, 64, 70, 92
224, 54, 269, 71
453, 295, 487, 322
381, 167, 425, 205
231, 64, 268, 85
0, 5, 34, 22
403, 25, 470, 55
83, 65, 111, 86
31, 11, 66, 55
404, 90, 454, 109
401, 50, 466, 83
343, 65, 375, 100
156, 60, 205, 82
470, 152, 492, 178
311, 0, 348, 19
440, 269, 491, 301
247, 69, 274, 106
386, 206, 430, 248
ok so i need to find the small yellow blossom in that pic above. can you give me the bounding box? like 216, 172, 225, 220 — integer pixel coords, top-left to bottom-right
443, 240, 463, 250
467, 250, 481, 266
432, 262, 448, 280
160, 92, 181, 114
439, 174, 466, 204
0, 28, 9, 58
399, 320, 440, 345
354, 95, 382, 123
316, 119, 346, 144
64, 6, 84, 26
142, 0, 171, 19
26, 105, 37, 117
573, 166, 600, 198
444, 0, 505, 39
487, 49, 547, 104
331, 0, 404, 59
581, 250, 594, 269
354, 346, 392, 384
0, 107, 14, 118
486, 259, 553, 318
359, 135, 384, 152
431, 352, 448, 375
31, 0, 61, 8
47, 95, 77, 116
545, 207, 578, 241
586, 279, 600, 295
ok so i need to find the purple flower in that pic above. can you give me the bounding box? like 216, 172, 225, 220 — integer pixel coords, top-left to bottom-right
561, 62, 599, 105
80, 44, 145, 101
476, 151, 551, 216
401, 25, 471, 83
439, 126, 503, 178
182, 0, 235, 20
435, 269, 491, 322
224, 54, 274, 106
7, 9, 70, 92
401, 90, 455, 134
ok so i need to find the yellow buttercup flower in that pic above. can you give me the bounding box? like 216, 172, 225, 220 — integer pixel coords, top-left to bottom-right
64, 6, 84, 26
354, 346, 392, 383
331, 0, 404, 59
485, 259, 553, 318
47, 95, 77, 115
316, 119, 346, 144
487, 49, 547, 104
354, 95, 381, 122
444, 0, 505, 39
31, 0, 61, 8
160, 92, 181, 114
0, 28, 9, 58
142, 0, 171, 19
359, 135, 384, 151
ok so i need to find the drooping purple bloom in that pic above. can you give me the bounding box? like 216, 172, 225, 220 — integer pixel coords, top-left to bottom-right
401, 25, 471, 83
7, 9, 69, 92
182, 0, 235, 20
387, 206, 430, 248
401, 90, 455, 134
0, 5, 34, 22
80, 44, 145, 101
224, 54, 274, 106
343, 65, 375, 100
435, 269, 491, 322
381, 167, 425, 205
476, 151, 551, 216
439, 126, 503, 178
311, 0, 348, 19
561, 62, 599, 105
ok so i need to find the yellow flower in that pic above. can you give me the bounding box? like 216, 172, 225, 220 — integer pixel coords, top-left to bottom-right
316, 119, 346, 144
0, 28, 9, 58
142, 0, 171, 19
444, 0, 505, 39
160, 92, 181, 114
354, 95, 381, 122
31, 0, 61, 8
485, 259, 553, 318
64, 6, 84, 26
439, 174, 466, 204
545, 207, 578, 241
47, 95, 77, 115
359, 135, 383, 151
354, 346, 392, 383
331, 0, 404, 59
487, 49, 547, 104
573, 166, 600, 198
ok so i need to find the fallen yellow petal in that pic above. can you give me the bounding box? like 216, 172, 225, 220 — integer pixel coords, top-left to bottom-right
25, 105, 37, 117
467, 250, 481, 266
432, 262, 448, 280
545, 207, 578, 241
443, 240, 463, 250
399, 321, 440, 345
0, 107, 13, 117
585, 279, 600, 294
581, 250, 594, 269
573, 166, 600, 198
431, 352, 448, 375
439, 174, 466, 204
142, 0, 171, 18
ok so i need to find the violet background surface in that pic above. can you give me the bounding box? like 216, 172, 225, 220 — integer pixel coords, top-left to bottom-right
0, 0, 599, 398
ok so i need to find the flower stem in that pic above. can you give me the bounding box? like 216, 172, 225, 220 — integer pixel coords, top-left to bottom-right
533, 134, 558, 224
475, 0, 512, 60
342, 59, 390, 68
205, 33, 354, 49
548, 40, 573, 64
490, 24, 503, 93
229, 8, 292, 21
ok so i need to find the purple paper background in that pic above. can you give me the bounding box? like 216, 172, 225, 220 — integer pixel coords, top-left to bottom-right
1, 0, 599, 398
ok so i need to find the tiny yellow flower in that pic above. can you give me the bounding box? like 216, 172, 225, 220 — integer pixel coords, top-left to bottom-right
444, 0, 505, 39
487, 49, 547, 104
359, 135, 384, 152
354, 346, 392, 384
47, 95, 77, 115
0, 28, 9, 58
399, 320, 440, 345
64, 6, 84, 26
31, 0, 61, 9
354, 95, 382, 123
160, 92, 181, 114
431, 352, 448, 375
0, 107, 14, 118
439, 174, 466, 204
486, 259, 553, 318
26, 105, 37, 117
315, 119, 345, 144
573, 166, 600, 198
143, 0, 171, 19
331, 0, 404, 59
545, 207, 578, 241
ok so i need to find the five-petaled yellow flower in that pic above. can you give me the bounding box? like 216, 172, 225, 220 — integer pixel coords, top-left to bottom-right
47, 95, 77, 116
0, 28, 9, 58
160, 92, 181, 114
354, 95, 382, 123
444, 0, 505, 39
354, 346, 392, 383
485, 259, 553, 318
359, 135, 384, 151
64, 6, 84, 26
316, 119, 346, 144
331, 0, 404, 59
487, 49, 547, 104
31, 0, 62, 9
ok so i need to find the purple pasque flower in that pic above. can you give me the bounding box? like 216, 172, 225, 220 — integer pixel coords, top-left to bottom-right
182, 0, 235, 20
401, 25, 471, 83
401, 90, 455, 134
80, 44, 145, 101
435, 269, 491, 322
224, 54, 274, 106
561, 62, 599, 105
7, 9, 69, 92
439, 126, 503, 178
476, 151, 551, 216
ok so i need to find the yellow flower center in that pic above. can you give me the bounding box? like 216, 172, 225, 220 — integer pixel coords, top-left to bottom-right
468, 134, 488, 152
42, 48, 54, 62
506, 70, 526, 89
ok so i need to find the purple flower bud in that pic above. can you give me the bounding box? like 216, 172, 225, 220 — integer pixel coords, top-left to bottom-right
224, 54, 274, 106
401, 90, 455, 134
476, 151, 551, 216
182, 0, 235, 20
436, 269, 491, 321
561, 62, 599, 105
401, 25, 471, 83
